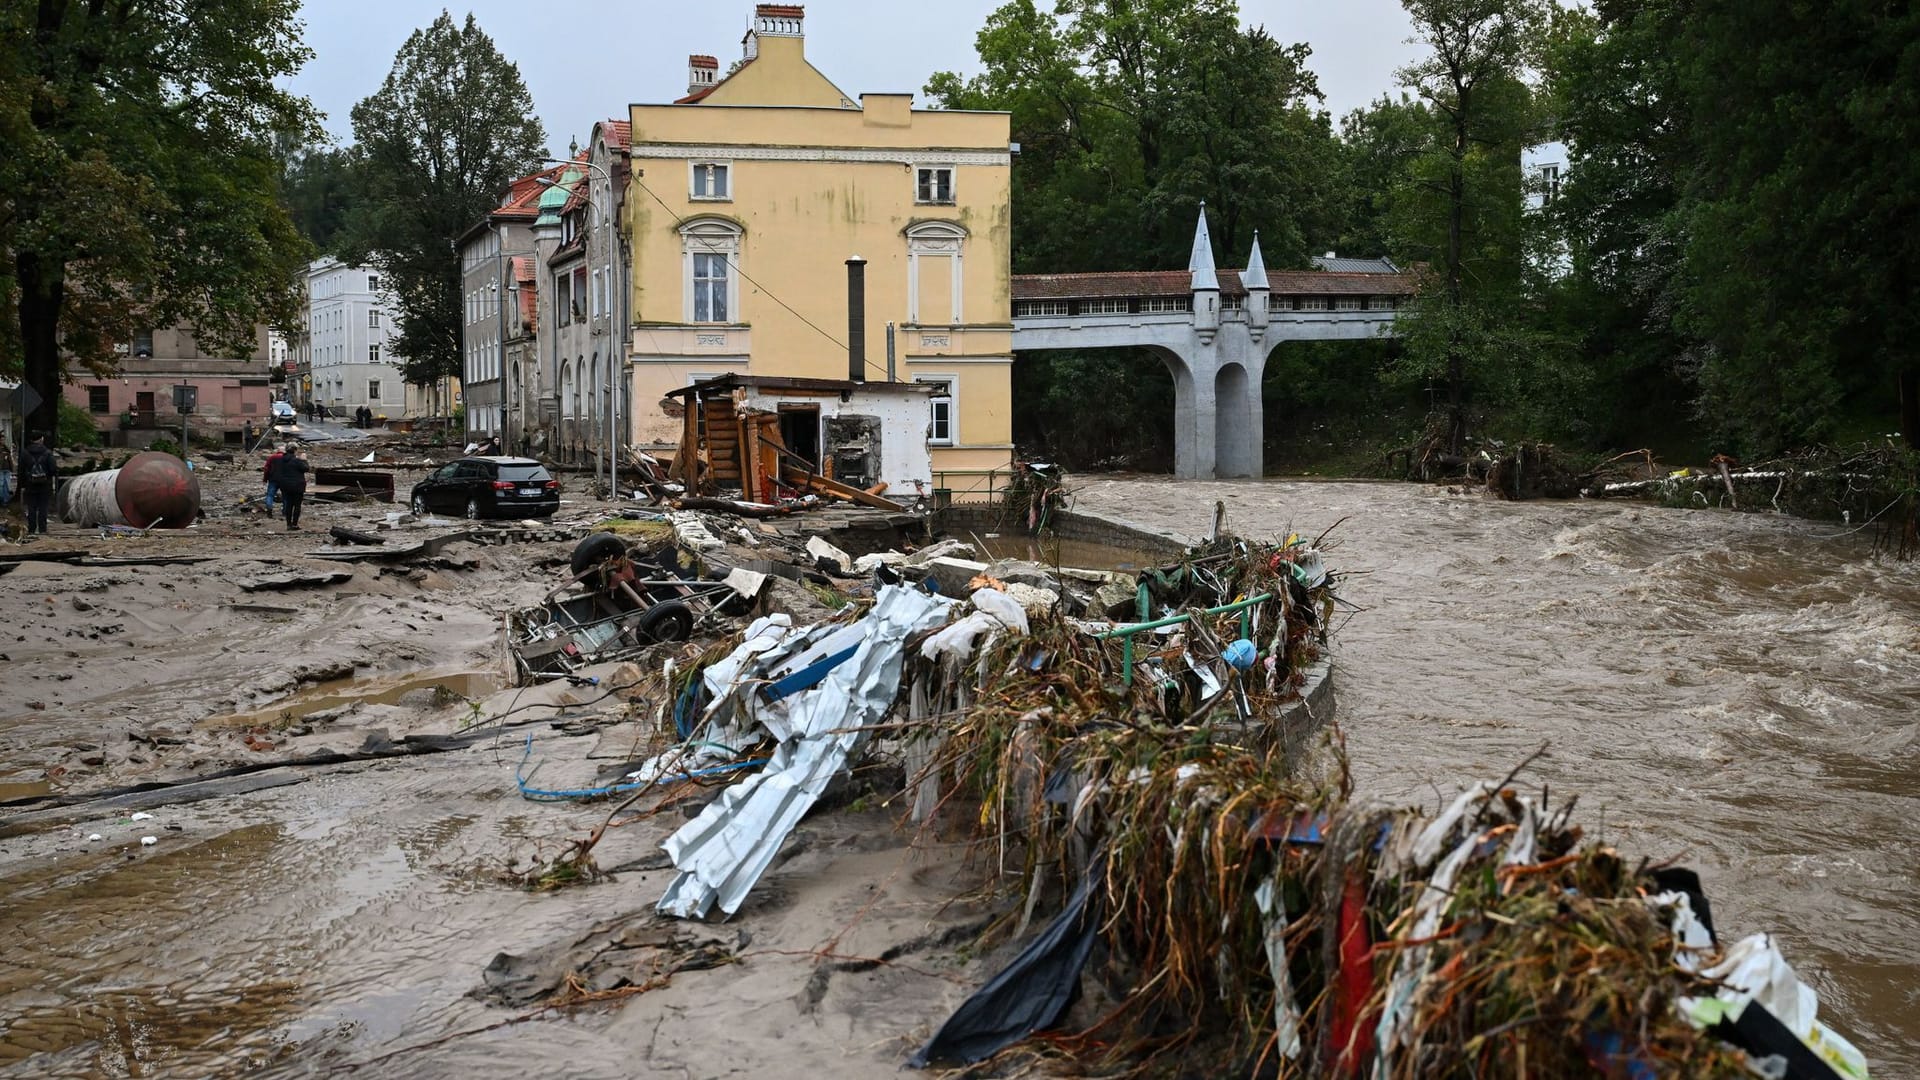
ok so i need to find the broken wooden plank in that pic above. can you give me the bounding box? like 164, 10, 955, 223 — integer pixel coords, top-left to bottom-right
779, 466, 909, 511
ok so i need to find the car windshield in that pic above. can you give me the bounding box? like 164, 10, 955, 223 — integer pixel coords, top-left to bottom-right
497, 465, 549, 482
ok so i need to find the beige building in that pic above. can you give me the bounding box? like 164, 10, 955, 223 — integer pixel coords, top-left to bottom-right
622, 4, 1015, 498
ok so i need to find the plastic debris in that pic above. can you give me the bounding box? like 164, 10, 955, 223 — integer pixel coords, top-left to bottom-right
87, 833, 102, 842
139, 836, 157, 846
129, 811, 154, 822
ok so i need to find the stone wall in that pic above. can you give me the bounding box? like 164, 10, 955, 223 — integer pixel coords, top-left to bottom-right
933, 505, 1196, 555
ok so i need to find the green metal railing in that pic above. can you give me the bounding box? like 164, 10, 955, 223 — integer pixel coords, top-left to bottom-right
1093, 589, 1272, 686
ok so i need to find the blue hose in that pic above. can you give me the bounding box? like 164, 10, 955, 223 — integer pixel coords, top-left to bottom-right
514, 734, 768, 802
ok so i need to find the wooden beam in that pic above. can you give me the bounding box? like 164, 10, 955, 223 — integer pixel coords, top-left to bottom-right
780, 465, 908, 511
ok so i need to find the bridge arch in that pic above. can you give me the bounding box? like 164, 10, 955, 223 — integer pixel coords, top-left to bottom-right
1214, 362, 1255, 478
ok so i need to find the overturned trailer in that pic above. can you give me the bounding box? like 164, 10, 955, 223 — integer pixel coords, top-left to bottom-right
508, 532, 770, 682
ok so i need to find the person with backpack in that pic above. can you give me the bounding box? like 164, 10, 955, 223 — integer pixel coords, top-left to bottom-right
21, 435, 55, 535
262, 443, 284, 513
272, 444, 309, 530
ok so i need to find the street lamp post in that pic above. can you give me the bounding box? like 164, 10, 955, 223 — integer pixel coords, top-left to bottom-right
533, 156, 622, 501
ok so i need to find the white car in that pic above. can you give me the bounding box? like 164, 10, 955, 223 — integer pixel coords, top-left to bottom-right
270, 401, 297, 425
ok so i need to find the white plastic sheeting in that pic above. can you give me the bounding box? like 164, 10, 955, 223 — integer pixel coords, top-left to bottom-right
657, 586, 954, 919
1681, 932, 1870, 1079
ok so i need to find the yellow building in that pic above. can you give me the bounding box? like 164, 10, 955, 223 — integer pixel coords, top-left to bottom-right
623, 4, 1014, 499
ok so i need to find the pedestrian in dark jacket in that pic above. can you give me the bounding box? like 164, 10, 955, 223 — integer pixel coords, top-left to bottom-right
21, 435, 55, 535
273, 444, 310, 530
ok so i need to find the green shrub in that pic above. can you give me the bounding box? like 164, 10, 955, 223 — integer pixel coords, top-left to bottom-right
148, 435, 183, 458
57, 399, 101, 448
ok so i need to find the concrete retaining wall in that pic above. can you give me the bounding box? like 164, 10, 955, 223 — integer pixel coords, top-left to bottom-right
934, 505, 1197, 555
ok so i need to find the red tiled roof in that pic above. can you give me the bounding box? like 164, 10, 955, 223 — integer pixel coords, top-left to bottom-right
1011, 268, 1415, 300
600, 119, 630, 147
689, 54, 719, 68
756, 4, 805, 17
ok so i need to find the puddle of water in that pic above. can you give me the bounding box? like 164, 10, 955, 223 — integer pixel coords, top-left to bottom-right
201, 669, 503, 730
976, 535, 1170, 573
0, 823, 302, 1073
0, 777, 53, 802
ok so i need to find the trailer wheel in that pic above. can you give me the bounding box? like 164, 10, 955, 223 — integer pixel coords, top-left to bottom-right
636, 601, 694, 644
570, 532, 628, 581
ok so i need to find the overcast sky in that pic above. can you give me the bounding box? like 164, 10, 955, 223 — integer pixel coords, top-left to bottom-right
286, 1, 1422, 157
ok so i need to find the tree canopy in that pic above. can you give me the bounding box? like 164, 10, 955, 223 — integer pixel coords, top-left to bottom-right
340, 11, 545, 390
1, 0, 317, 442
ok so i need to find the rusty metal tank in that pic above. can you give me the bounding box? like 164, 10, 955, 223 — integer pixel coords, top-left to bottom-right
58, 451, 202, 529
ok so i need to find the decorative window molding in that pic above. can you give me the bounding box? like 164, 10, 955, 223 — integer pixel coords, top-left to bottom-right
905, 221, 967, 325
680, 217, 743, 324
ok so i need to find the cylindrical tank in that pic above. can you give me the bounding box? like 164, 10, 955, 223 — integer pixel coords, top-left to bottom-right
58, 452, 201, 529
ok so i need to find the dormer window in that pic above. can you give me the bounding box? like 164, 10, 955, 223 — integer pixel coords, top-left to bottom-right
691, 161, 731, 200
916, 166, 954, 205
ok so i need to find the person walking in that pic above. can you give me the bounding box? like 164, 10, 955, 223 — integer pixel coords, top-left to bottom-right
0, 438, 14, 508
262, 443, 284, 513
20, 435, 56, 535
273, 444, 310, 530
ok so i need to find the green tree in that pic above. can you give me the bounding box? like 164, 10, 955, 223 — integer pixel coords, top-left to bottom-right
279, 141, 359, 254
1389, 0, 1549, 456
340, 11, 544, 400
0, 0, 316, 445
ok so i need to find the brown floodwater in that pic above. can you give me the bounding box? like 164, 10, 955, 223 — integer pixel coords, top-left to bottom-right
1075, 477, 1920, 1074
1, 478, 1914, 1077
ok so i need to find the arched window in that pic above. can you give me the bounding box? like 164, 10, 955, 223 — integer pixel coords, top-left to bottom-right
680, 217, 743, 324
560, 360, 574, 419
588, 353, 601, 423
905, 221, 967, 325
573, 355, 585, 421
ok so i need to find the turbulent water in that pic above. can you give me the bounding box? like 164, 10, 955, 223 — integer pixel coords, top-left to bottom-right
1076, 477, 1920, 1073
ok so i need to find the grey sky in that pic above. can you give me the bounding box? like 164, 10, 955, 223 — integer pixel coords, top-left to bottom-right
287, 1, 1422, 158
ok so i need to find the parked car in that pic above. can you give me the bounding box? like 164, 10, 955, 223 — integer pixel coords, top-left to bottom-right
270, 401, 297, 426
409, 457, 560, 519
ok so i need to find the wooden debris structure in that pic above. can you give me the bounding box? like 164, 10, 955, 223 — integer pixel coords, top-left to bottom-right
659, 375, 930, 512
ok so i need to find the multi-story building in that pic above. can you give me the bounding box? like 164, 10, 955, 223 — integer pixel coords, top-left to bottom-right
62, 323, 275, 445
529, 120, 629, 469
306, 257, 410, 419
620, 4, 1016, 497
457, 165, 567, 443
1523, 140, 1571, 278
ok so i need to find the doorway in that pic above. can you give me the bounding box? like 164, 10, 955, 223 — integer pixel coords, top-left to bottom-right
135, 391, 156, 428
778, 404, 822, 470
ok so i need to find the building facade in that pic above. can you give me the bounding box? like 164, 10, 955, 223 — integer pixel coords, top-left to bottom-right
458, 165, 563, 442
306, 258, 403, 417
621, 4, 1016, 498
63, 323, 275, 443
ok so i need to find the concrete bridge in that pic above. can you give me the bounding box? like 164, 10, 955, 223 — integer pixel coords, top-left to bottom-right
1011, 208, 1414, 479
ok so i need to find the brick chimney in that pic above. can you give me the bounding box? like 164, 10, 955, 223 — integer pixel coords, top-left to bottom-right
687, 54, 719, 95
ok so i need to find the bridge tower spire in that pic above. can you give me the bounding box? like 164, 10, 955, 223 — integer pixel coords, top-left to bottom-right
1189, 203, 1219, 343
1244, 231, 1270, 343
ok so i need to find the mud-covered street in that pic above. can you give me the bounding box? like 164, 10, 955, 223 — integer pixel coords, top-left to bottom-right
2, 465, 1916, 1077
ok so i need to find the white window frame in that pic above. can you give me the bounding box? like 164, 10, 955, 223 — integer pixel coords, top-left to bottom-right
1334, 296, 1363, 311
905, 221, 967, 325
690, 160, 731, 201
915, 166, 955, 206
1139, 296, 1191, 313
368, 378, 382, 401
916, 374, 957, 446
1297, 296, 1329, 311
1013, 299, 1069, 317
1080, 297, 1128, 314
369, 343, 381, 364
680, 218, 743, 324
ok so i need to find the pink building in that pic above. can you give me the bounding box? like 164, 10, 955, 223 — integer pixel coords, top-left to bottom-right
64, 323, 276, 445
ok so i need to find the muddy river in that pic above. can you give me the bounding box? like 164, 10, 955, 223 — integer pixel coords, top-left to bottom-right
1075, 477, 1920, 1073
1, 476, 1915, 1076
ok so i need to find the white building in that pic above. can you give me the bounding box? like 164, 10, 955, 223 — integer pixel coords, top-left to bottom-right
1522, 140, 1571, 277
306, 257, 403, 417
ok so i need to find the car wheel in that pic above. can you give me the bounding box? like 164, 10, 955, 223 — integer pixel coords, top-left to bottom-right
411, 494, 427, 515
636, 601, 694, 644
465, 498, 481, 521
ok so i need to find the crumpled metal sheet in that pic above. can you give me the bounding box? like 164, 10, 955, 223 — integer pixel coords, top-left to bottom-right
658, 586, 953, 920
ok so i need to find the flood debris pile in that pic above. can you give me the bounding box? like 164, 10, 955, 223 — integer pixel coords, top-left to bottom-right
502, 519, 1869, 1079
